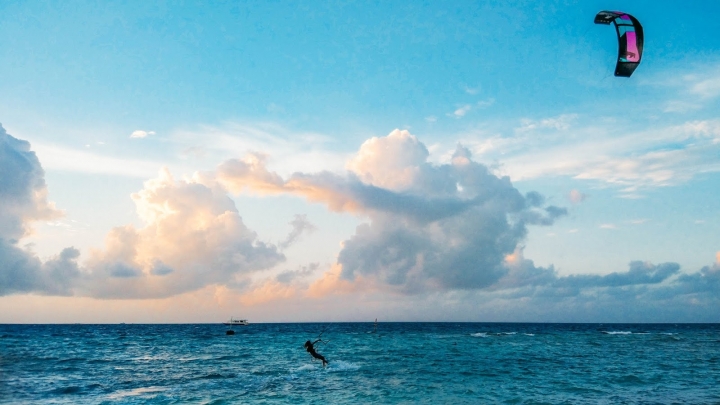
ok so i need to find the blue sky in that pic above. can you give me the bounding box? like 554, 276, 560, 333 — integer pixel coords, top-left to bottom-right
1, 0, 719, 322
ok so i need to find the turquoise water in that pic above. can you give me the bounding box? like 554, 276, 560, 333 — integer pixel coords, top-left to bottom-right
1, 323, 719, 404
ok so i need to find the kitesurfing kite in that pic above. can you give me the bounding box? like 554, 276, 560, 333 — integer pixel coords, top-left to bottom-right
594, 11, 644, 77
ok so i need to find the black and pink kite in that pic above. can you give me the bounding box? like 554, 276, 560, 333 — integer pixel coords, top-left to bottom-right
594, 11, 644, 77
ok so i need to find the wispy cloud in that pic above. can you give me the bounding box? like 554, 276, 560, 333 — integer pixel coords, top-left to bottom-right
448, 104, 472, 119
32, 142, 164, 178
647, 62, 720, 113
568, 189, 587, 204
463, 85, 481, 95
516, 114, 577, 133
476, 98, 495, 108
452, 116, 720, 196
278, 214, 317, 251
689, 75, 720, 100
172, 121, 349, 176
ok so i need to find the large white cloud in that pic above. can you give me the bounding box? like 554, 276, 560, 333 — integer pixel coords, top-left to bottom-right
79, 168, 285, 298
217, 130, 567, 293
1, 125, 285, 299
0, 124, 79, 296
0, 125, 61, 240
346, 129, 429, 192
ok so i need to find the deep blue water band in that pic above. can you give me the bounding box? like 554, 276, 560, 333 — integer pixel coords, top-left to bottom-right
1, 323, 719, 404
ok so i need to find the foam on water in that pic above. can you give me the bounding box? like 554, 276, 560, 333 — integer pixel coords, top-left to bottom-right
326, 360, 360, 372
293, 364, 317, 372
107, 386, 168, 400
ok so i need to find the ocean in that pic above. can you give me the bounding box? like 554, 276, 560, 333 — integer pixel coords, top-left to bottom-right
1, 323, 719, 404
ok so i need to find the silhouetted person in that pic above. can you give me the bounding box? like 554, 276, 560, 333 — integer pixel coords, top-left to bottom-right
304, 339, 328, 366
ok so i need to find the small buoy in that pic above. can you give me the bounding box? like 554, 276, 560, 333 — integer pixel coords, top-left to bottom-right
226, 330, 235, 335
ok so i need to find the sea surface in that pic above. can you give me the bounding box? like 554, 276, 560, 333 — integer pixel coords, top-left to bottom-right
1, 323, 719, 404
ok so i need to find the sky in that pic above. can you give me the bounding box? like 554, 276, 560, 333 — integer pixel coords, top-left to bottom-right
1, 0, 719, 323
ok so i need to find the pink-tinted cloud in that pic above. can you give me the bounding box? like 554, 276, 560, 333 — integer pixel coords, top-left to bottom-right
80, 168, 285, 298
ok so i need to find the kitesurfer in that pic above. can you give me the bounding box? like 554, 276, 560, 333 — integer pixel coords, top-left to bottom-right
304, 339, 328, 366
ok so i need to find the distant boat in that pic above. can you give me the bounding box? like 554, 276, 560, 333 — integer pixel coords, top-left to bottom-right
223, 318, 249, 326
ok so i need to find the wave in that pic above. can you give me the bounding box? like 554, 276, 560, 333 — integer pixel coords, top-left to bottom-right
601, 331, 632, 335
614, 374, 645, 385
196, 372, 236, 380
50, 386, 82, 395
471, 331, 528, 337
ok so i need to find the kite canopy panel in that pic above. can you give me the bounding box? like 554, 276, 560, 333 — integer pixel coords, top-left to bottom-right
594, 11, 644, 77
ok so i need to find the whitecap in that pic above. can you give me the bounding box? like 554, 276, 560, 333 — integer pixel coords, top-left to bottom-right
327, 360, 360, 372
602, 331, 632, 335
294, 364, 317, 372
471, 332, 488, 338
107, 386, 168, 399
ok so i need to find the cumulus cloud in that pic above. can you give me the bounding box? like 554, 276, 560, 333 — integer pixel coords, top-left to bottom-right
5, 123, 718, 321
216, 129, 567, 293
79, 168, 285, 298
130, 130, 156, 139
0, 126, 62, 239
346, 130, 429, 192
1, 124, 284, 299
0, 125, 79, 296
233, 247, 720, 322
0, 243, 82, 296
481, 248, 720, 321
